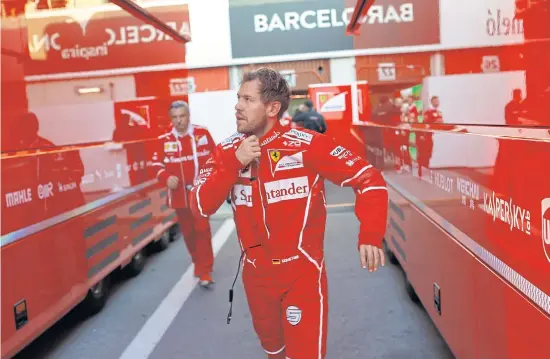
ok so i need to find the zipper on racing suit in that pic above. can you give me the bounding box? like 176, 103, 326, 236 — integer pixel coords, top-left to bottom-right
175, 131, 199, 209
227, 160, 269, 324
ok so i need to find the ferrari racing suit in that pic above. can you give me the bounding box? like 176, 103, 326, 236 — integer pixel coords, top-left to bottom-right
189, 122, 388, 358
151, 124, 215, 278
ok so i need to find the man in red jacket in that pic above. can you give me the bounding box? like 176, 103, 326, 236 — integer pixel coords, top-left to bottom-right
417, 96, 443, 177
188, 68, 388, 358
152, 100, 216, 287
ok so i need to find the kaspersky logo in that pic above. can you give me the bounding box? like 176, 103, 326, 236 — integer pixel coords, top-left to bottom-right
542, 198, 550, 262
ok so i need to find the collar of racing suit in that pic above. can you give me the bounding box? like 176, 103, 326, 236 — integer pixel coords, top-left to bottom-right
257, 120, 286, 145
171, 124, 194, 138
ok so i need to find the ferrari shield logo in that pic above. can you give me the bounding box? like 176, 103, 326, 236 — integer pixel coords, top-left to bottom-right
317, 92, 335, 109
286, 305, 302, 326
317, 91, 347, 112
269, 150, 281, 163
267, 149, 303, 176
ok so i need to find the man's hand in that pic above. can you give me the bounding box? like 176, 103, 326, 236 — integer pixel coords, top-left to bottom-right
359, 244, 385, 272
167, 175, 179, 190
235, 135, 261, 166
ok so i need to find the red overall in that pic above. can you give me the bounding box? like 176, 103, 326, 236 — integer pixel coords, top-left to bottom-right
151, 125, 216, 277
189, 123, 388, 358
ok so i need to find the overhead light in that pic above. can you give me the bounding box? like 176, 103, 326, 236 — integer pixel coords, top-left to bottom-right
76, 86, 104, 95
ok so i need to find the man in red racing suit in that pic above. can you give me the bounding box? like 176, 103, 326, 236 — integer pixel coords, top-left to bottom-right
188, 69, 388, 358
151, 100, 216, 287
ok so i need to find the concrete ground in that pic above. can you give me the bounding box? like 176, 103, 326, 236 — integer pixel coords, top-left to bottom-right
14, 182, 454, 359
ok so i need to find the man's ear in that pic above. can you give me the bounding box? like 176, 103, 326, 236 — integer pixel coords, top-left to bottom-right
266, 101, 281, 118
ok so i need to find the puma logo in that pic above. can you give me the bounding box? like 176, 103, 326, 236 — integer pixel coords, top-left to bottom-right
246, 258, 257, 268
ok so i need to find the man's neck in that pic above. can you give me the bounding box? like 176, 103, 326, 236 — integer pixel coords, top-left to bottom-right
252, 118, 277, 138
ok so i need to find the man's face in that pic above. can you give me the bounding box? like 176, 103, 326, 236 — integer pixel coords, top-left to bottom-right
299, 104, 308, 112
235, 79, 270, 134
394, 98, 403, 107
431, 97, 440, 108
169, 106, 190, 133
19, 117, 39, 145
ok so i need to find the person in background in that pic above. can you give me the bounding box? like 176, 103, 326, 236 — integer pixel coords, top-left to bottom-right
404, 96, 418, 123
504, 89, 524, 125
423, 95, 443, 124
291, 99, 327, 133
372, 96, 401, 125
397, 96, 409, 122
151, 100, 216, 287
14, 112, 86, 217
417, 95, 442, 177
393, 96, 403, 116
188, 68, 387, 358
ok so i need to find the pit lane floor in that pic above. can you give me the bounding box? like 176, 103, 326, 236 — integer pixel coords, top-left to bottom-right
14, 182, 454, 359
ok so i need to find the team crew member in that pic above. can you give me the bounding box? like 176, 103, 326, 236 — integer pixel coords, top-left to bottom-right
423, 95, 443, 124
292, 99, 327, 133
189, 68, 388, 358
417, 96, 443, 176
151, 100, 216, 287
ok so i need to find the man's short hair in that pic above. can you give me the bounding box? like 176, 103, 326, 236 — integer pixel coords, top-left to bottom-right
241, 67, 290, 119
20, 112, 39, 132
304, 99, 313, 110
169, 100, 190, 113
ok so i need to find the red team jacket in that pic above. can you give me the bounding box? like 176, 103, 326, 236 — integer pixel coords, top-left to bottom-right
189, 122, 388, 266
151, 125, 215, 208
423, 107, 443, 124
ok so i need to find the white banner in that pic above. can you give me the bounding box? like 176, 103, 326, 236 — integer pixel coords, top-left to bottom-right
185, 0, 232, 67
440, 0, 525, 48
